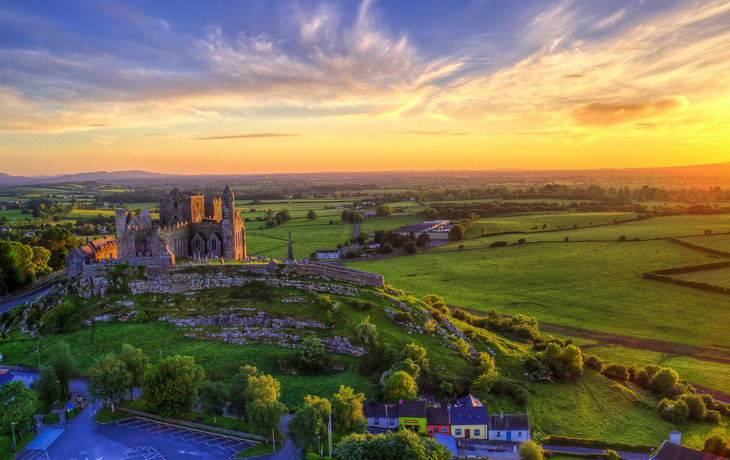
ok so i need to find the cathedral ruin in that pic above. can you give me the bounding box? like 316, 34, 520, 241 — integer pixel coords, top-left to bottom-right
115, 184, 245, 265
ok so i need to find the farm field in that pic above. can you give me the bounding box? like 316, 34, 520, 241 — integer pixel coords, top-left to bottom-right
464, 213, 637, 237
346, 239, 730, 393
680, 233, 730, 252
246, 221, 355, 257
0, 209, 27, 222
672, 267, 730, 289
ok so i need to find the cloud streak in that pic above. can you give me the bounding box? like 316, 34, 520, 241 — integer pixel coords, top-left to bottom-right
196, 133, 300, 140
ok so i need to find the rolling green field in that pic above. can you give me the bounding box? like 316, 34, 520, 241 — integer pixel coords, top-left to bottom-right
0, 209, 28, 222
672, 266, 730, 289
464, 213, 637, 238
680, 233, 730, 252
346, 239, 730, 393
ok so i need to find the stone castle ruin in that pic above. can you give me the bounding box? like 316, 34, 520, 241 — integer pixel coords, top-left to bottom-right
115, 183, 245, 265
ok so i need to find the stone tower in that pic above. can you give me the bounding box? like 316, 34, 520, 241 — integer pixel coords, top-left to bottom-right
139, 207, 152, 228
221, 183, 244, 260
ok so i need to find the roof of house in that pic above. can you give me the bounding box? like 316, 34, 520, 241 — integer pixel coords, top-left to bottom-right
451, 395, 487, 424
362, 402, 398, 419
489, 414, 530, 431
88, 236, 116, 250
652, 441, 723, 460
427, 407, 450, 426
398, 400, 427, 418
0, 371, 14, 387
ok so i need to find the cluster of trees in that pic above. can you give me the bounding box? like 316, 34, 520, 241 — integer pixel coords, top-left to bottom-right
447, 213, 479, 240
0, 240, 52, 295
340, 209, 364, 224
379, 343, 429, 402
452, 309, 541, 342
333, 430, 451, 460
372, 230, 430, 255
525, 342, 583, 381
287, 386, 367, 453
0, 380, 37, 445
265, 209, 293, 227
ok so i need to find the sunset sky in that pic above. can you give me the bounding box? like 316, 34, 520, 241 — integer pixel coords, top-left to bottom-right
1, 0, 729, 175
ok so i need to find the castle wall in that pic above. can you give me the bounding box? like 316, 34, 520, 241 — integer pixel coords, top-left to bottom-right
205, 197, 221, 221
159, 223, 191, 260
78, 262, 384, 296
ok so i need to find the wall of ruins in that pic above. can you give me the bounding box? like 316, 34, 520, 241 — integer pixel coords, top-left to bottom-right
159, 223, 191, 260
204, 197, 222, 221
79, 261, 384, 296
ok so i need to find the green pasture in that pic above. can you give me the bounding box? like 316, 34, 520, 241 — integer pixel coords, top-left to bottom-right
346, 240, 730, 351
0, 209, 28, 222
680, 233, 730, 252
246, 221, 354, 257
672, 267, 730, 289
464, 213, 637, 238
358, 214, 424, 236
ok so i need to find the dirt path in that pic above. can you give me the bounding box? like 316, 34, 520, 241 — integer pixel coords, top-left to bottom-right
449, 304, 730, 365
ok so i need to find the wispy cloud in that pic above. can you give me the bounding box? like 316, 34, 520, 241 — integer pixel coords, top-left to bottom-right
391, 130, 469, 135
196, 133, 300, 140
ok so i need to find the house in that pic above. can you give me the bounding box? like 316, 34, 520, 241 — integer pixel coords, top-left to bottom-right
651, 437, 722, 460
398, 400, 428, 434
450, 395, 488, 440
488, 412, 530, 442
315, 249, 340, 260
65, 236, 118, 277
427, 407, 450, 436
362, 401, 399, 431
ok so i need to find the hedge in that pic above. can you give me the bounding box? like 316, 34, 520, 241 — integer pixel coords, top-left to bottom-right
546, 451, 626, 460
544, 436, 655, 454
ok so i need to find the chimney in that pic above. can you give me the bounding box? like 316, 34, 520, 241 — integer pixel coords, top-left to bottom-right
447, 404, 451, 411
500, 410, 504, 419
669, 431, 681, 445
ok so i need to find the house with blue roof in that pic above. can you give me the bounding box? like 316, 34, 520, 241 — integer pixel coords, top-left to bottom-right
450, 394, 488, 440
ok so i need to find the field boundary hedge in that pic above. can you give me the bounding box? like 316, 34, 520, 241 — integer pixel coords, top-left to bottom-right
546, 451, 626, 460
669, 236, 730, 257
643, 260, 730, 295
544, 436, 655, 454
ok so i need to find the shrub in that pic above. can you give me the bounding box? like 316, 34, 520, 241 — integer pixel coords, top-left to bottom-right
705, 410, 722, 424
618, 235, 626, 241
584, 355, 604, 372
345, 250, 358, 259
603, 364, 629, 381
404, 242, 417, 254
381, 243, 393, 254
393, 312, 413, 324
490, 241, 508, 247
517, 238, 526, 244
564, 236, 570, 242
134, 310, 149, 324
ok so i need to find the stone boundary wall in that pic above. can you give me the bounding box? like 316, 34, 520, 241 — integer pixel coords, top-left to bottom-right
80, 260, 384, 296
668, 236, 730, 257
112, 407, 270, 442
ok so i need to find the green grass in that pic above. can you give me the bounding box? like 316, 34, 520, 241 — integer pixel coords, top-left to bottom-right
95, 408, 133, 423
671, 267, 730, 289
680, 233, 730, 252
234, 441, 282, 457
0, 209, 27, 223
661, 357, 730, 395
464, 213, 637, 238
526, 370, 730, 448
582, 345, 666, 368
245, 221, 354, 258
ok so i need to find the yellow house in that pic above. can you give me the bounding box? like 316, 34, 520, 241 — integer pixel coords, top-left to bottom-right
449, 395, 488, 440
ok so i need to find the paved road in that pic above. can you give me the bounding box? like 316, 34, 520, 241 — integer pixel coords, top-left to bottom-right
0, 284, 58, 313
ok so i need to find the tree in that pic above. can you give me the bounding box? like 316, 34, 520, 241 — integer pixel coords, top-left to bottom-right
142, 355, 205, 418
436, 381, 454, 400
475, 352, 496, 375
404, 242, 417, 254
307, 210, 318, 220
375, 205, 392, 217
297, 335, 326, 371
355, 316, 379, 347
287, 396, 331, 452
681, 394, 707, 422
119, 344, 149, 400
381, 243, 393, 254
0, 381, 37, 441
244, 374, 286, 433
519, 441, 545, 460
448, 224, 464, 240
384, 371, 417, 402
649, 368, 679, 394
331, 386, 367, 434
199, 381, 227, 424
349, 211, 364, 224
228, 365, 260, 420
87, 353, 132, 412
49, 341, 79, 396
335, 430, 451, 460
703, 433, 730, 457
415, 233, 431, 247
34, 365, 61, 403
470, 370, 499, 400
399, 343, 428, 371
604, 450, 620, 460
81, 223, 95, 235
341, 209, 350, 222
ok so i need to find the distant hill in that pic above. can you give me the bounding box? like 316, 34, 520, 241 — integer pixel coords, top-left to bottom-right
2, 162, 730, 188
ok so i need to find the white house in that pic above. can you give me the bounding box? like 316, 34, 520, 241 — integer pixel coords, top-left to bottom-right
315, 249, 340, 260
488, 413, 530, 442
363, 402, 399, 431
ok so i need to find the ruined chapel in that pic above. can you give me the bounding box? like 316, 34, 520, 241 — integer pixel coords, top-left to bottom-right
115, 183, 245, 265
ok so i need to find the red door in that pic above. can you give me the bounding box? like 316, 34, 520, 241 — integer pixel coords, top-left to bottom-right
465, 429, 471, 439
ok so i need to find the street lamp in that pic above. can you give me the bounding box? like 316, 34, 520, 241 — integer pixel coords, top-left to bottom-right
11, 422, 16, 453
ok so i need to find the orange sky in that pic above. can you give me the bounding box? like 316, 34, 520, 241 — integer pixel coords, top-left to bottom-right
1, 1, 729, 175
